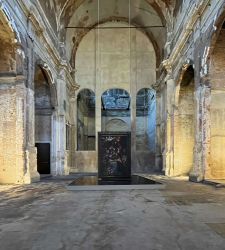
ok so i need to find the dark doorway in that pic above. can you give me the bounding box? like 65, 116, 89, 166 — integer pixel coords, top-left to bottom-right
36, 143, 51, 174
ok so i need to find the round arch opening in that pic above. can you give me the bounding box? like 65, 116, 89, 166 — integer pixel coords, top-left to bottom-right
101, 88, 131, 132
77, 89, 96, 151
136, 88, 156, 173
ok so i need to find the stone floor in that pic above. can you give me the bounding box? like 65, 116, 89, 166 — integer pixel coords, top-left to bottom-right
0, 176, 225, 250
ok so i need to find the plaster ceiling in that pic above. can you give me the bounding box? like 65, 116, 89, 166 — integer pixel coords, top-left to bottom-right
58, 0, 174, 27
37, 0, 176, 65
63, 0, 171, 65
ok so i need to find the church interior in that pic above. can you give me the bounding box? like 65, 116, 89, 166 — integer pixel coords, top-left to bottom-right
1, 0, 225, 249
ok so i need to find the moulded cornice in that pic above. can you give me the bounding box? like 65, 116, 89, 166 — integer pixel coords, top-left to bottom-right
164, 0, 211, 69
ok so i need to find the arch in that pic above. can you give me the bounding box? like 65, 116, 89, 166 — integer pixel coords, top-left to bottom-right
0, 5, 21, 42
0, 8, 17, 76
101, 88, 131, 132
34, 64, 57, 175
75, 24, 156, 93
175, 63, 194, 107
77, 88, 96, 98
77, 87, 95, 95
60, 0, 168, 30
136, 88, 156, 173
70, 18, 160, 69
0, 8, 23, 183
77, 88, 96, 151
35, 61, 58, 107
206, 19, 225, 180
172, 65, 195, 177
201, 3, 225, 77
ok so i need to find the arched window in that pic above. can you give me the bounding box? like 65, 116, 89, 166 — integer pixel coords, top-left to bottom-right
136, 88, 156, 171
173, 65, 194, 176
77, 89, 96, 151
101, 89, 130, 132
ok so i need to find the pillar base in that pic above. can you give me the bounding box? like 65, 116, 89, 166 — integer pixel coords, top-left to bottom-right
189, 172, 204, 183
24, 146, 40, 184
155, 154, 163, 172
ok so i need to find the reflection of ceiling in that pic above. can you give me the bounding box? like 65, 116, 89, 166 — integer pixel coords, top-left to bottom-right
102, 89, 130, 110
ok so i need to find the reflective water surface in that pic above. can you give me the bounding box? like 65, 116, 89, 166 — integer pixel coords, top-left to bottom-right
69, 175, 161, 186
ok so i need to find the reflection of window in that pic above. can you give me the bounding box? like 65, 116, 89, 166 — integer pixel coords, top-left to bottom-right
77, 89, 96, 151
66, 123, 70, 150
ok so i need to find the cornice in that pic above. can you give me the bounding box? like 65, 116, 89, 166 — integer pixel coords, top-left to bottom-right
164, 0, 211, 70
11, 0, 77, 90
60, 62, 80, 94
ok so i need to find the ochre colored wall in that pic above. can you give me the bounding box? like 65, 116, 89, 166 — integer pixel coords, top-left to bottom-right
208, 29, 225, 179
173, 82, 194, 176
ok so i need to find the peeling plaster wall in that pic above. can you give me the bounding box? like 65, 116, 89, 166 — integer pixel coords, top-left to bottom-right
0, 15, 16, 74
173, 81, 194, 176
0, 0, 78, 183
0, 9, 26, 184
0, 83, 25, 183
208, 28, 225, 179
37, 0, 58, 32
160, 0, 225, 181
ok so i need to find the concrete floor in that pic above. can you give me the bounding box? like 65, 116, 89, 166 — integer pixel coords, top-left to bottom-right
0, 177, 225, 250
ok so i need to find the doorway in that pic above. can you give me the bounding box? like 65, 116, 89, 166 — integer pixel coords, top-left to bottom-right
36, 143, 51, 174
34, 66, 54, 175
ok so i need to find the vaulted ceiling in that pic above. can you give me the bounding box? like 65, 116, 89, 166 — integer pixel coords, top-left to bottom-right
37, 0, 175, 32
37, 0, 176, 65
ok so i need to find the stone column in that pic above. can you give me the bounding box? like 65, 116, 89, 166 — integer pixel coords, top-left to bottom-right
95, 29, 101, 169
69, 93, 76, 170
24, 84, 40, 183
24, 38, 39, 183
155, 89, 162, 172
190, 84, 211, 182
51, 109, 59, 176
53, 75, 67, 175
130, 29, 137, 173
59, 114, 67, 174
0, 73, 37, 184
163, 77, 176, 176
